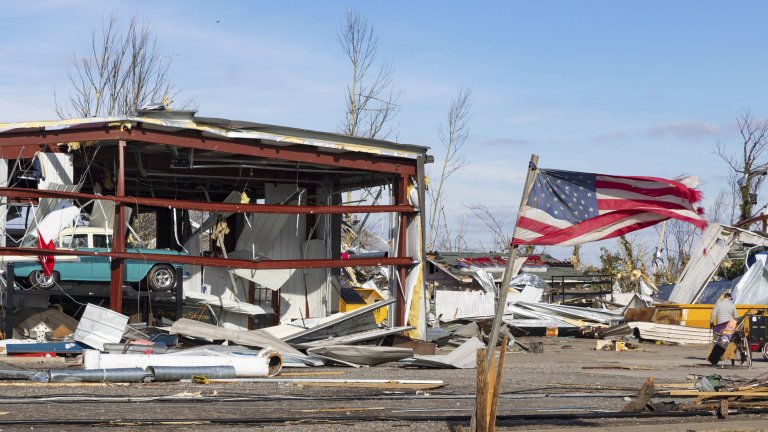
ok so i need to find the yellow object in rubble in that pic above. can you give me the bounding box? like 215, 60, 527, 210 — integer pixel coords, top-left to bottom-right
339, 288, 388, 325
654, 304, 766, 329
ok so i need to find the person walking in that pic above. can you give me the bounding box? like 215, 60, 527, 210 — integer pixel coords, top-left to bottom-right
710, 292, 739, 334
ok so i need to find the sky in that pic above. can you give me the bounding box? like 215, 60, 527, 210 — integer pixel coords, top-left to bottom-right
2, 1, 768, 265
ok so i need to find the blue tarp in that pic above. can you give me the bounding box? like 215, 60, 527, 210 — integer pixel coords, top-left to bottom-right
657, 280, 736, 304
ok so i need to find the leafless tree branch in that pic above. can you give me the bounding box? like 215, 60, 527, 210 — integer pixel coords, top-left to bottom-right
338, 10, 399, 140
427, 88, 471, 250
56, 14, 183, 118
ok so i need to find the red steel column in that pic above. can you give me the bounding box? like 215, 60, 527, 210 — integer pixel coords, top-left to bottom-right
396, 175, 409, 327
110, 140, 126, 312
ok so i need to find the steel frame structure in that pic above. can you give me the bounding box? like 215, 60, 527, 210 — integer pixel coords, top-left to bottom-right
0, 121, 426, 327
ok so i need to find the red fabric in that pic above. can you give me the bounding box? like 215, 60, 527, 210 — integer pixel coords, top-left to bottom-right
512, 169, 707, 246
36, 230, 55, 277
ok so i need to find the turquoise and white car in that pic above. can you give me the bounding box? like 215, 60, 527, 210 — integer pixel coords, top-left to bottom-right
13, 227, 185, 292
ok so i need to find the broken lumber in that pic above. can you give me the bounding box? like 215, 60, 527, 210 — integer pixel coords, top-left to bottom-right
185, 378, 445, 390
620, 377, 655, 412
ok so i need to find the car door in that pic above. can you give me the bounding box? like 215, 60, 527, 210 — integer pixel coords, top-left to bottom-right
88, 234, 112, 281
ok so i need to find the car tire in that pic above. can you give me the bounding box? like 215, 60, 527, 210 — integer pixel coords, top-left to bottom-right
147, 264, 176, 292
28, 270, 59, 289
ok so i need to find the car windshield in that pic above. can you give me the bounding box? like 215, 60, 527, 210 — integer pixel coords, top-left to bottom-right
56, 234, 88, 249
21, 236, 37, 248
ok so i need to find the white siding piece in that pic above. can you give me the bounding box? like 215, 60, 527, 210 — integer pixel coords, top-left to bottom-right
265, 184, 307, 323
37, 153, 74, 190
201, 266, 250, 330
669, 224, 735, 304
731, 253, 768, 305
302, 239, 329, 318
235, 213, 291, 256
184, 291, 274, 316
435, 290, 495, 320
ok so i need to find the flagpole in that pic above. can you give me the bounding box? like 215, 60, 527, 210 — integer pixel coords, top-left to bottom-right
473, 154, 539, 431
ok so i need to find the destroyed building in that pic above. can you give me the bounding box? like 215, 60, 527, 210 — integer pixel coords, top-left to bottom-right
0, 111, 431, 339
426, 252, 583, 292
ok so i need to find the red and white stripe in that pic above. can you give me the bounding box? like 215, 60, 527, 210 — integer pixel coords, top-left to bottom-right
512, 174, 707, 246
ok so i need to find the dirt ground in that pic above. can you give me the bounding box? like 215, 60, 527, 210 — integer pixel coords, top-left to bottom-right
0, 337, 766, 431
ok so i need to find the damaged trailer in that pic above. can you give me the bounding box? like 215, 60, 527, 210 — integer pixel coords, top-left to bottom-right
656, 223, 768, 328
0, 111, 431, 338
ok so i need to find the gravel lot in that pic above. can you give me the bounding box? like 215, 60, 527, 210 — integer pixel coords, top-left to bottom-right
0, 337, 766, 431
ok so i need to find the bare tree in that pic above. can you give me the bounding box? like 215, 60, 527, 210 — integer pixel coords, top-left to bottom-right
657, 219, 698, 283
715, 111, 768, 224
467, 204, 511, 253
338, 9, 399, 139
55, 14, 179, 118
707, 187, 731, 226
427, 88, 471, 250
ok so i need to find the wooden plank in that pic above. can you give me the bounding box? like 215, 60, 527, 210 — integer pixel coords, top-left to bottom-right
582, 365, 658, 371
620, 377, 655, 412
668, 390, 768, 398
189, 378, 445, 390
475, 347, 488, 432
488, 336, 508, 432
0, 382, 128, 387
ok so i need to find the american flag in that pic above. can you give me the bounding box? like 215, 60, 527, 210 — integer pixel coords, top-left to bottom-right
511, 168, 707, 246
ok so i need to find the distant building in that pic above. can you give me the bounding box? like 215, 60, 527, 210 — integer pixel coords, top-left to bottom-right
426, 252, 584, 293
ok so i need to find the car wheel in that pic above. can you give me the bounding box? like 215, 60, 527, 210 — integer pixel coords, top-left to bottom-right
28, 270, 59, 289
147, 264, 176, 292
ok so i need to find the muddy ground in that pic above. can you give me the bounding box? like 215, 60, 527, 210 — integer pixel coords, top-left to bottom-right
0, 337, 766, 431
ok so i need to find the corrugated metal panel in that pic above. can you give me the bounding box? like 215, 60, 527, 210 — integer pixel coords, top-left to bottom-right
303, 239, 328, 318
0, 115, 428, 160
265, 184, 306, 323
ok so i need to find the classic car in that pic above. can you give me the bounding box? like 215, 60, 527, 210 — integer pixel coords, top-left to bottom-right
13, 227, 185, 292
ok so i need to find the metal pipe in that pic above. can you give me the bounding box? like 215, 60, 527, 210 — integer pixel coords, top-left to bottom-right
0, 370, 37, 380
45, 368, 149, 383
147, 365, 237, 382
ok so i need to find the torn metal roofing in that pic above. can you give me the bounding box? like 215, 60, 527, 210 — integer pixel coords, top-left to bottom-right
0, 113, 429, 159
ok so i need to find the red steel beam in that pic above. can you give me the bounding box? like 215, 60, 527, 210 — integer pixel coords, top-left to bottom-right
0, 187, 415, 215
0, 247, 413, 270
0, 126, 417, 175
396, 175, 409, 328
109, 140, 126, 312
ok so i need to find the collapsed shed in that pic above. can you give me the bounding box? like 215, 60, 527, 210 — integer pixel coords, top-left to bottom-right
0, 110, 431, 338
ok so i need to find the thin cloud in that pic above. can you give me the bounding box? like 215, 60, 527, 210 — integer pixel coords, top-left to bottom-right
483, 137, 534, 146
501, 114, 541, 125
645, 122, 720, 140
593, 131, 630, 143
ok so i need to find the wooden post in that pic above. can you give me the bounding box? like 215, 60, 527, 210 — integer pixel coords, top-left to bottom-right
474, 347, 488, 432
488, 335, 509, 432
472, 154, 539, 431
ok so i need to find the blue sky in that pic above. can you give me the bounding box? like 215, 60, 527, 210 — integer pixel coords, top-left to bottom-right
2, 1, 767, 264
